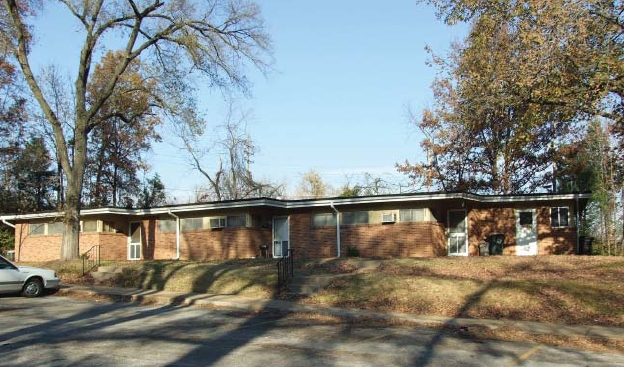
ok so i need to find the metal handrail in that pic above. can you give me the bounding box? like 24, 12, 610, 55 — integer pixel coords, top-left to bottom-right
82, 245, 101, 275
276, 248, 294, 289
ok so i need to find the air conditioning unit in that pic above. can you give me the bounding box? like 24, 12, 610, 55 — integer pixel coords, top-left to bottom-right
209, 217, 226, 229
381, 213, 396, 223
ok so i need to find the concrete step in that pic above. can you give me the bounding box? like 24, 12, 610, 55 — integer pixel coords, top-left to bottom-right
90, 265, 128, 283
96, 266, 125, 274
289, 284, 324, 295
288, 274, 349, 296
91, 271, 120, 282
290, 274, 338, 287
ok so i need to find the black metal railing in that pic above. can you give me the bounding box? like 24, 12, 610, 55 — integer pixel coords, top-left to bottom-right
82, 245, 101, 275
277, 248, 294, 288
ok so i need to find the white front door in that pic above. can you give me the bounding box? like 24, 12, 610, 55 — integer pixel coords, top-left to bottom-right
272, 216, 289, 258
515, 209, 537, 256
128, 222, 142, 260
448, 210, 468, 256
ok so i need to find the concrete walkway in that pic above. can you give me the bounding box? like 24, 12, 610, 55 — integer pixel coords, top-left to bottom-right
57, 284, 624, 341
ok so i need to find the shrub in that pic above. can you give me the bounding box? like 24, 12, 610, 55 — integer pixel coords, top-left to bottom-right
346, 246, 360, 257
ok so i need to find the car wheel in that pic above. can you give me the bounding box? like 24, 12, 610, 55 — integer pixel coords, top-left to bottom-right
22, 278, 43, 298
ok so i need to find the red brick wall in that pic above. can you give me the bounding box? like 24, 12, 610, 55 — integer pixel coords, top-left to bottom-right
13, 223, 127, 262
14, 223, 62, 262
341, 222, 446, 257
290, 213, 337, 258
98, 233, 128, 260
467, 206, 577, 256
468, 208, 517, 255
154, 225, 272, 260
289, 213, 446, 258
537, 207, 576, 254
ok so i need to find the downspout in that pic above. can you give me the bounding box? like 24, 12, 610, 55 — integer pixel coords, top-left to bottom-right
575, 193, 580, 255
167, 211, 181, 260
1, 218, 15, 228
330, 202, 341, 258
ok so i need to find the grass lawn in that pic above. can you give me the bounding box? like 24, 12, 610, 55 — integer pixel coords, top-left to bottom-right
302, 256, 624, 327
28, 258, 278, 298
26, 255, 624, 326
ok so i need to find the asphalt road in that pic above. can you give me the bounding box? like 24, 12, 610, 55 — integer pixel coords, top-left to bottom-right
0, 295, 623, 367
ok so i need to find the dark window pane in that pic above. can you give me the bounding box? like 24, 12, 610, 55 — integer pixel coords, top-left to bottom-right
448, 211, 465, 233
342, 211, 369, 225
312, 213, 336, 227
560, 208, 569, 226
519, 211, 533, 226
227, 215, 247, 227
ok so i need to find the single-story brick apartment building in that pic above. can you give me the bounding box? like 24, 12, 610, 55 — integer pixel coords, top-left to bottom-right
1, 191, 590, 262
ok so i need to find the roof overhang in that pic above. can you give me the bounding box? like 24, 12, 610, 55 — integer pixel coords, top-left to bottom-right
0, 192, 592, 221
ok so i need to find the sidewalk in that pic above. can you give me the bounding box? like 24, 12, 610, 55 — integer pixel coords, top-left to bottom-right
57, 283, 624, 340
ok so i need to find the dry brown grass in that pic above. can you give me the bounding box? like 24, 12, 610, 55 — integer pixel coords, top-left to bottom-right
306, 256, 624, 327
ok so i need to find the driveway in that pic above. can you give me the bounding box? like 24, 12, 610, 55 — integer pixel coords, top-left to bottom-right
0, 295, 622, 367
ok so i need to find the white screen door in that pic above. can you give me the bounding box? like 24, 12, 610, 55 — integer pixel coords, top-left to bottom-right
272, 216, 289, 258
128, 222, 142, 260
515, 209, 537, 256
448, 210, 468, 256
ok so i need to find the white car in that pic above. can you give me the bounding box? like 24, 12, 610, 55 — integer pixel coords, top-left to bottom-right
0, 254, 60, 297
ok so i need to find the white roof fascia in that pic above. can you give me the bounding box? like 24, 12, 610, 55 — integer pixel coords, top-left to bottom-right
1, 193, 590, 221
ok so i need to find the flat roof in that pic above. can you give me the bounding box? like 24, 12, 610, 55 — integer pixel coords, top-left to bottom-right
0, 191, 591, 221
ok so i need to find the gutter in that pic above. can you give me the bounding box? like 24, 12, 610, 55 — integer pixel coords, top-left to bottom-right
329, 202, 341, 258
167, 211, 181, 260
1, 218, 15, 228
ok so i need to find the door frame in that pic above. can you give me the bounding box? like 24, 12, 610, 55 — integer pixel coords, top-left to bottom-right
515, 209, 538, 256
128, 221, 142, 260
272, 216, 290, 258
447, 209, 468, 256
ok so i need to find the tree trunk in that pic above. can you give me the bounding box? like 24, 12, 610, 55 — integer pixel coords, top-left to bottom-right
60, 121, 88, 260
60, 176, 81, 260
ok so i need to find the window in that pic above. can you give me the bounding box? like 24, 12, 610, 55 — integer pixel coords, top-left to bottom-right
551, 207, 569, 227
519, 211, 533, 226
82, 220, 98, 233
227, 215, 247, 228
209, 217, 226, 228
159, 219, 177, 233
341, 211, 369, 225
399, 209, 425, 222
103, 221, 117, 233
312, 213, 336, 227
251, 215, 263, 228
47, 222, 64, 235
29, 223, 45, 235
181, 217, 204, 231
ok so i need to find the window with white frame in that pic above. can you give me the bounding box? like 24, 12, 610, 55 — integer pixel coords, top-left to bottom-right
399, 209, 425, 222
82, 220, 98, 233
28, 223, 45, 235
181, 217, 204, 232
227, 215, 247, 228
159, 219, 177, 233
341, 211, 369, 225
47, 222, 64, 235
312, 213, 336, 227
551, 207, 570, 227
29, 222, 64, 235
102, 221, 117, 233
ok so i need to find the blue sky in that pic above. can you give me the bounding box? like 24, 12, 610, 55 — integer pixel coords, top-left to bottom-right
30, 1, 468, 202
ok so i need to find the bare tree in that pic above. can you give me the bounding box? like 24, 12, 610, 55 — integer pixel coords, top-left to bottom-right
0, 0, 272, 259
297, 170, 331, 199
180, 102, 283, 201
